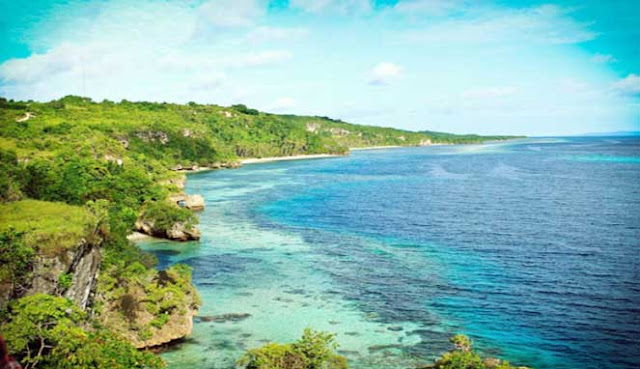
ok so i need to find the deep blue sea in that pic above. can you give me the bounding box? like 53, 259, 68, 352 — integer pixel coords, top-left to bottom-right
141, 137, 640, 369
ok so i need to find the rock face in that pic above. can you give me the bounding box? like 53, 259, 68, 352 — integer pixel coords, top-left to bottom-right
135, 219, 201, 241
133, 305, 198, 349
134, 131, 170, 145
2, 238, 103, 311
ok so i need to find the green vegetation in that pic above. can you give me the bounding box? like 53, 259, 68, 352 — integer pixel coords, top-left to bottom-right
425, 335, 529, 369
95, 262, 200, 346
0, 229, 33, 300
139, 201, 197, 235
0, 294, 164, 369
0, 200, 98, 254
419, 131, 522, 144
238, 328, 348, 369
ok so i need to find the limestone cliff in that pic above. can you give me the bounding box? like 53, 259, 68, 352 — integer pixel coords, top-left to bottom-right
30, 238, 102, 310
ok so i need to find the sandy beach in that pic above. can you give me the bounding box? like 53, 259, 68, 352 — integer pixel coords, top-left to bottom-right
349, 145, 403, 151
240, 153, 344, 164
126, 231, 151, 241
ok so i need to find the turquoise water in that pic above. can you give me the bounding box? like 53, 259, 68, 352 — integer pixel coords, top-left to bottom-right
140, 137, 640, 369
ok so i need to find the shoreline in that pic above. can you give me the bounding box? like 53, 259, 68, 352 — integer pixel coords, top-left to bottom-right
349, 145, 403, 151
240, 153, 344, 164
127, 231, 151, 241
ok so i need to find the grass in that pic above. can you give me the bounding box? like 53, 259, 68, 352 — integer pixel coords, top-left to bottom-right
0, 199, 97, 255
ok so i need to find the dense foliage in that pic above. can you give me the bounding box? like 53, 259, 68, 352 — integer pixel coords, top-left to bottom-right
0, 294, 164, 369
425, 335, 529, 369
419, 131, 521, 144
238, 328, 348, 369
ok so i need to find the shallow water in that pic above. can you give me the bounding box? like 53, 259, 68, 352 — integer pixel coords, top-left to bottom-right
140, 137, 640, 369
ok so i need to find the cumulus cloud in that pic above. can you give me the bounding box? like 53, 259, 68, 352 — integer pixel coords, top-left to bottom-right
612, 74, 640, 96
290, 0, 372, 15
197, 0, 267, 28
401, 4, 596, 45
0, 1, 293, 103
393, 0, 466, 16
590, 53, 616, 64
368, 62, 402, 86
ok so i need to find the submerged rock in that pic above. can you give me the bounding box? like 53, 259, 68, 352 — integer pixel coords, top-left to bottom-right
197, 313, 251, 323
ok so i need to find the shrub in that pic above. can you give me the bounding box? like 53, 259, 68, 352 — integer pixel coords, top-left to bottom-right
0, 294, 165, 369
239, 328, 347, 369
429, 335, 531, 369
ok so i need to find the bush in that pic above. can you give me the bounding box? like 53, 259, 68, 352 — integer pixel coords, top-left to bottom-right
231, 104, 260, 115
239, 328, 347, 369
1, 294, 165, 369
0, 229, 33, 301
429, 335, 530, 369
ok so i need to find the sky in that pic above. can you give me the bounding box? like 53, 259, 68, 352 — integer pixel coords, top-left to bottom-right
0, 0, 638, 135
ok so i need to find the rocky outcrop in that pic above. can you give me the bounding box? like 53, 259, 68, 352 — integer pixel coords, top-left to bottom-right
306, 122, 321, 133
97, 266, 201, 349
135, 219, 200, 241
133, 305, 198, 348
6, 238, 103, 311
135, 131, 170, 145
185, 194, 205, 211
419, 139, 432, 146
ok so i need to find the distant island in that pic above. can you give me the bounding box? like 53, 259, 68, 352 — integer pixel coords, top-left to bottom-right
0, 96, 526, 369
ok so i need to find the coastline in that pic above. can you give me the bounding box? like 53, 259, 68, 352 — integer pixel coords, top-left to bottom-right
127, 231, 151, 241
240, 153, 344, 164
349, 145, 403, 151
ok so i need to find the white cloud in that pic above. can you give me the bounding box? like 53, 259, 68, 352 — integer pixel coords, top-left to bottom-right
369, 62, 402, 86
0, 1, 292, 103
612, 74, 640, 96
246, 27, 309, 43
290, 0, 372, 15
590, 53, 616, 64
462, 86, 517, 99
401, 4, 596, 45
197, 0, 267, 28
394, 0, 466, 16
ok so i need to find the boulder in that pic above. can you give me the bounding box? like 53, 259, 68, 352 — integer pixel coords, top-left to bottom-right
185, 194, 205, 211
135, 220, 200, 241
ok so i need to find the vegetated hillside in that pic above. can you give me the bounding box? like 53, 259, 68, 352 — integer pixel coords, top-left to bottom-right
0, 96, 524, 369
0, 96, 520, 170
419, 130, 524, 144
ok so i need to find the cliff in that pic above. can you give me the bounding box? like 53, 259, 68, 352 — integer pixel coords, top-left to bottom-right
0, 200, 103, 310
0, 200, 200, 349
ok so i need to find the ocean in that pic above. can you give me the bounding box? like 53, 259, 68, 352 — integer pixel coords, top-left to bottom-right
140, 137, 640, 369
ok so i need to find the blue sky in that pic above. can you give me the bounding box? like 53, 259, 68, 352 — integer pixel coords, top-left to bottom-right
0, 0, 638, 135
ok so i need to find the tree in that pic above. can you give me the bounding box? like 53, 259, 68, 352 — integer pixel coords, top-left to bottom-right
1, 294, 164, 369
